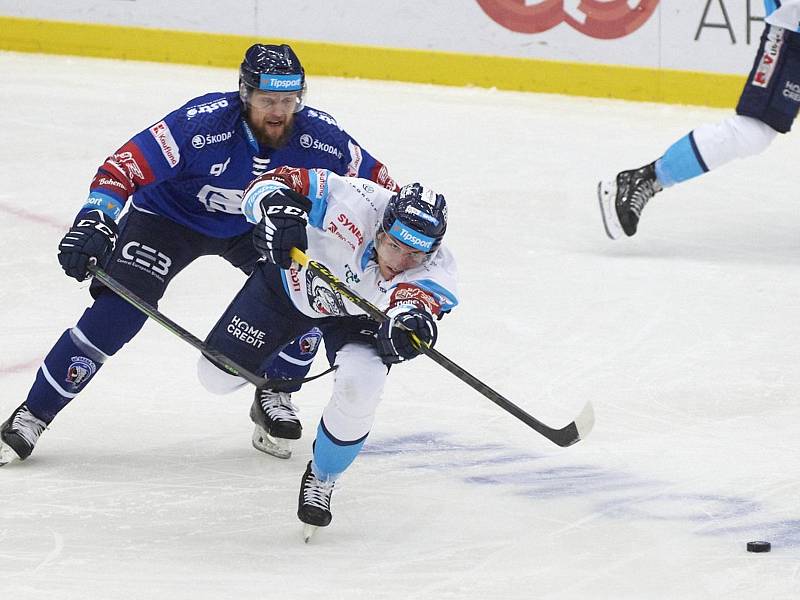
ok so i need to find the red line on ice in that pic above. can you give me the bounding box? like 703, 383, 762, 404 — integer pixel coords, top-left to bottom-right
0, 201, 67, 231
0, 358, 40, 375
0, 203, 64, 375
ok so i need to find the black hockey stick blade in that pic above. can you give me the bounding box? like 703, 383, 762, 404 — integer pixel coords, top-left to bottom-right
289, 248, 594, 447
421, 345, 594, 447
87, 264, 333, 391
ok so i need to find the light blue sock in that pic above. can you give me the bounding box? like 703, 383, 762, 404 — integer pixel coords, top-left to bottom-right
312, 420, 367, 480
655, 132, 708, 187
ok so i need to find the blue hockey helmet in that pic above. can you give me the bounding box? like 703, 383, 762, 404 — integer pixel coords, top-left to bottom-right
381, 183, 448, 254
239, 44, 306, 111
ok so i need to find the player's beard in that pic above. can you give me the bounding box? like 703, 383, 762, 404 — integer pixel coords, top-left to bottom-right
250, 112, 295, 149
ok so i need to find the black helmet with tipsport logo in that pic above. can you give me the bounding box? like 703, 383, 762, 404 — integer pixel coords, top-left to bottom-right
381, 183, 448, 254
239, 43, 307, 111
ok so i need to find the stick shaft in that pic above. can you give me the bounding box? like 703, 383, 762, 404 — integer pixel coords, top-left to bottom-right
289, 248, 590, 446
89, 264, 267, 387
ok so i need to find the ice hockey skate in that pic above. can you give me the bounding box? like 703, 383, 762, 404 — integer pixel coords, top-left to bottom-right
250, 387, 301, 459
0, 403, 47, 466
298, 460, 335, 542
597, 161, 662, 239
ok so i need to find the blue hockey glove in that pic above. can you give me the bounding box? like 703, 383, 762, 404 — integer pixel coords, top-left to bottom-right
377, 305, 437, 365
253, 187, 312, 269
57, 209, 119, 281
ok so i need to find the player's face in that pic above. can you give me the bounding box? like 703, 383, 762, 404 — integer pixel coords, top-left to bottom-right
245, 89, 301, 148
375, 232, 427, 280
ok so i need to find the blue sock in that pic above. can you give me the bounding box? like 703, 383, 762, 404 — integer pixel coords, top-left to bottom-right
311, 419, 367, 481
655, 132, 709, 187
25, 292, 147, 423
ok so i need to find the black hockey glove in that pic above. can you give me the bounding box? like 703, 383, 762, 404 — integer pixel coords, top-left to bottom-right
253, 187, 312, 269
57, 209, 119, 281
377, 306, 437, 365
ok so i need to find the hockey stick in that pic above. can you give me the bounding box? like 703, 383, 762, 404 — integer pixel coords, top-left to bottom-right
290, 248, 594, 447
87, 264, 333, 391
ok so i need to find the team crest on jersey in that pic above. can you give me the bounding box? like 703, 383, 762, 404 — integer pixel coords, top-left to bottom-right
298, 329, 322, 355
306, 272, 347, 316
66, 356, 97, 390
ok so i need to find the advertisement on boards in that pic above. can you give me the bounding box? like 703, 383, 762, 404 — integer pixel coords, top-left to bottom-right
0, 0, 772, 75
475, 0, 661, 39
473, 0, 766, 73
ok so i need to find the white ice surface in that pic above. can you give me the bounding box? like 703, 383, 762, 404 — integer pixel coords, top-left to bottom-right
1, 52, 799, 599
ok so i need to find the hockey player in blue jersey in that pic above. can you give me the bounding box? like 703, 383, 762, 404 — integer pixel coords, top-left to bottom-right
598, 1, 800, 239
195, 166, 457, 539
0, 43, 398, 466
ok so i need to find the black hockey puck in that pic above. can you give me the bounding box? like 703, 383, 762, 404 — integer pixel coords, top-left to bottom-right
746, 541, 771, 553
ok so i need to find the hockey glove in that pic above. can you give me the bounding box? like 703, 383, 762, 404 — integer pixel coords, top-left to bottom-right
377, 306, 437, 365
253, 187, 312, 269
57, 209, 119, 281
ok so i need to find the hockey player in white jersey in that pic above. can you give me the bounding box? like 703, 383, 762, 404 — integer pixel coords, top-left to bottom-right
598, 0, 800, 239
196, 166, 458, 538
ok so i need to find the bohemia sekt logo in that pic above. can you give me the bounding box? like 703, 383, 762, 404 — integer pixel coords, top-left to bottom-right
476, 0, 660, 39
